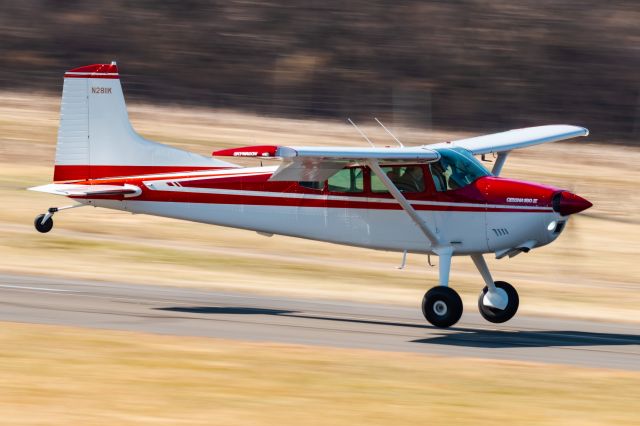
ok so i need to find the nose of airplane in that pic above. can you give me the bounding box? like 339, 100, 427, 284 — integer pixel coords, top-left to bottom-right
552, 191, 592, 216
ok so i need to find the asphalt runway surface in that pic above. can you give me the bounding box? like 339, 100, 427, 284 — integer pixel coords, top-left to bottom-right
1, 273, 639, 370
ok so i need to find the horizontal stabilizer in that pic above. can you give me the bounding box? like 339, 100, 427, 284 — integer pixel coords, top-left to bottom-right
28, 183, 142, 198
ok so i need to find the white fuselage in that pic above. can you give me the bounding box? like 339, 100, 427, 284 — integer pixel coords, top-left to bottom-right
87, 193, 565, 256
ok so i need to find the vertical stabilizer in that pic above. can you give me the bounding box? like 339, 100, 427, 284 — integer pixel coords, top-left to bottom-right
54, 62, 236, 182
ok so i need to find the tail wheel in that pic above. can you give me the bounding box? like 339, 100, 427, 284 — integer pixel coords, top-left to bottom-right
34, 214, 53, 233
422, 286, 463, 328
478, 281, 519, 323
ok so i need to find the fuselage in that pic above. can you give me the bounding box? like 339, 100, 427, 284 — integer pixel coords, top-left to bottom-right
66, 150, 589, 256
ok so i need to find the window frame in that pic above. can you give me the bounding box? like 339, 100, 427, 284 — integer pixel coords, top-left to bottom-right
368, 164, 431, 195
326, 166, 365, 194
298, 181, 325, 191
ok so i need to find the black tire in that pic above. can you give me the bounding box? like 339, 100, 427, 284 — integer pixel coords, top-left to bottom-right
34, 214, 53, 233
421, 286, 463, 328
478, 281, 519, 323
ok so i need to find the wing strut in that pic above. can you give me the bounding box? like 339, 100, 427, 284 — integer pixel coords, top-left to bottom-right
491, 151, 509, 176
366, 160, 441, 247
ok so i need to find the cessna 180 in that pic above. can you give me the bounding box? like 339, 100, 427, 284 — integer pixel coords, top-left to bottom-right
30, 63, 592, 328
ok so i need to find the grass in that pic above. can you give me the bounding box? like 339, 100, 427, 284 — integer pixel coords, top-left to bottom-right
1, 321, 639, 426
0, 91, 639, 322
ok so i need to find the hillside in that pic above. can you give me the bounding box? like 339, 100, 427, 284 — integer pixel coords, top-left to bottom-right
1, 0, 639, 142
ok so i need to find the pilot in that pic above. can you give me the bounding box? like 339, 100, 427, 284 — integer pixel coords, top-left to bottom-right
397, 166, 425, 192
387, 169, 401, 182
443, 155, 472, 189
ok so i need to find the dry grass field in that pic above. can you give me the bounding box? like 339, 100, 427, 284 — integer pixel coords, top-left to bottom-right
1, 91, 639, 322
1, 92, 640, 425
2, 321, 639, 426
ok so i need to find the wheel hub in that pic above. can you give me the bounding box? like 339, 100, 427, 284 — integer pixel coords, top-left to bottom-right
433, 300, 448, 316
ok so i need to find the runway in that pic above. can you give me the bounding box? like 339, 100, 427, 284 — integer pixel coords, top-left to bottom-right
0, 273, 638, 370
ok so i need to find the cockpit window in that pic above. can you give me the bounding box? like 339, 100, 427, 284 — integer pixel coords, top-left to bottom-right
371, 165, 425, 193
429, 148, 491, 192
328, 167, 364, 192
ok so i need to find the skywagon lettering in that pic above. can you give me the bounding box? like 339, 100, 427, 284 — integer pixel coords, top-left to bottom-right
506, 197, 538, 204
91, 87, 112, 94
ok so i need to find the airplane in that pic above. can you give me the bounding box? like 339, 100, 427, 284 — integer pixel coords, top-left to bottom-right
29, 62, 592, 328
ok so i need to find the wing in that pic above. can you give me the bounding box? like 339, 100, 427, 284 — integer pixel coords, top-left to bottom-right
213, 146, 441, 182
429, 125, 589, 155
28, 183, 142, 198
212, 124, 588, 181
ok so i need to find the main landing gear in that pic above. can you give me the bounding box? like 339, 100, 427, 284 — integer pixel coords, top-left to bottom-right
420, 251, 519, 328
34, 205, 84, 233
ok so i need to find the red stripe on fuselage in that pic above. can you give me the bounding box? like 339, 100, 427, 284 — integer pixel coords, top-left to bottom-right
71, 187, 550, 213
137, 191, 551, 213
63, 169, 555, 213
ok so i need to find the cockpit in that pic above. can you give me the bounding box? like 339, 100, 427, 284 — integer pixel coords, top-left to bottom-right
299, 147, 491, 194
428, 147, 492, 192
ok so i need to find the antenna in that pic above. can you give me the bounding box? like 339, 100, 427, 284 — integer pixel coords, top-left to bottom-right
374, 117, 404, 147
347, 118, 375, 147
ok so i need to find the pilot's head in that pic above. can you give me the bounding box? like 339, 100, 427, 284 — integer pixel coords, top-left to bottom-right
405, 166, 423, 178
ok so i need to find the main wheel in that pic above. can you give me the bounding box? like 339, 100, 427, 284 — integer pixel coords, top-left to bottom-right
34, 214, 53, 233
421, 286, 463, 328
478, 281, 519, 323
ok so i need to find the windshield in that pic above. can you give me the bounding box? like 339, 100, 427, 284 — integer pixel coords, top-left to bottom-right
429, 148, 491, 191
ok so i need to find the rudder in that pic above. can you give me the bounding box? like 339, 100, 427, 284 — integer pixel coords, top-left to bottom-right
54, 62, 236, 182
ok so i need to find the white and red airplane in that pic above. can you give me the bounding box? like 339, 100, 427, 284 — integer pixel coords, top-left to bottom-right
30, 63, 592, 327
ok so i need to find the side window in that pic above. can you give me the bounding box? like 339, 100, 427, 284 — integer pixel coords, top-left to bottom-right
299, 181, 323, 190
371, 165, 426, 193
328, 167, 364, 193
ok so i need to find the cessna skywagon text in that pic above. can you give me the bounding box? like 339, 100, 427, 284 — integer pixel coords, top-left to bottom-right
30, 63, 592, 328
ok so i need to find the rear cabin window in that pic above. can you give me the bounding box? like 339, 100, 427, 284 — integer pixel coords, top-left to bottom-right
299, 181, 323, 190
371, 165, 426, 193
328, 167, 364, 192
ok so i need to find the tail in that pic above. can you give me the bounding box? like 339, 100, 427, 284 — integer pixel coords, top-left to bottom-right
53, 62, 236, 182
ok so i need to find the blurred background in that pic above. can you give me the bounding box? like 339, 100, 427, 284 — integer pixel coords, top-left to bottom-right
2, 0, 640, 141
1, 2, 640, 425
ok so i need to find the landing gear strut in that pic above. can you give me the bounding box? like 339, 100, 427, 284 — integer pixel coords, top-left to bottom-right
420, 251, 519, 328
33, 204, 84, 233
471, 254, 519, 324
421, 246, 464, 328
